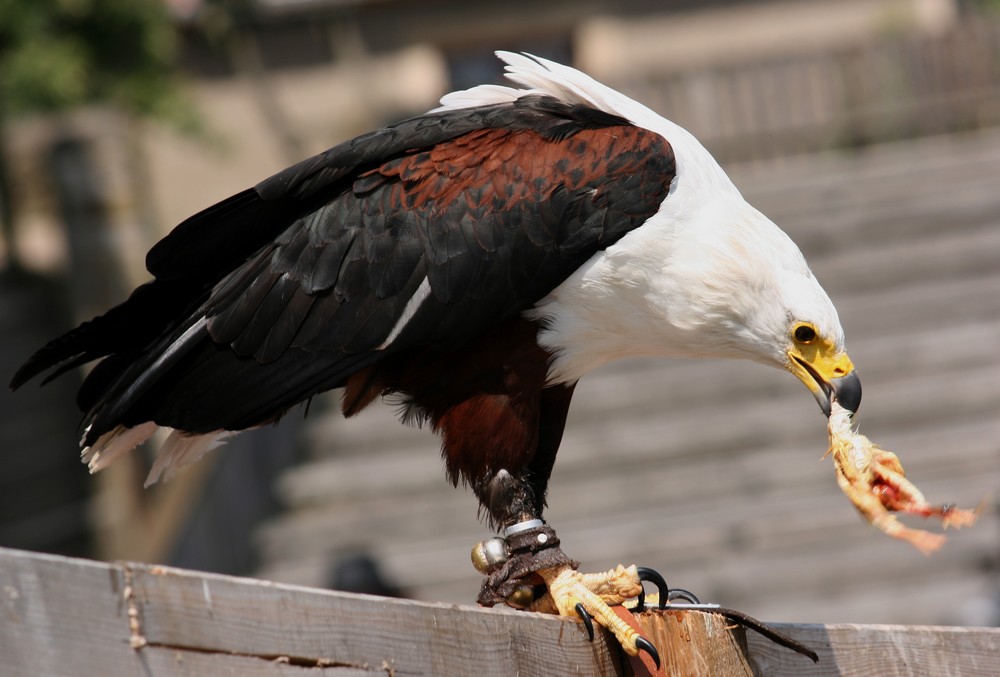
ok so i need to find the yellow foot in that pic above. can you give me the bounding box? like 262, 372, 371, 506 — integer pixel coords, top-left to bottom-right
529, 564, 661, 668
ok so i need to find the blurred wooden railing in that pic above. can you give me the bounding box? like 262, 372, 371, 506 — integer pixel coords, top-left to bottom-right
620, 18, 1000, 162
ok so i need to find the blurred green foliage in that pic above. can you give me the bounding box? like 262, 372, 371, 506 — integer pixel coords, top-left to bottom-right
0, 0, 199, 132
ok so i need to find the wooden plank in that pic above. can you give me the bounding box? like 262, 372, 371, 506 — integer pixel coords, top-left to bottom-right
0, 546, 622, 677
3, 547, 999, 677
746, 623, 1000, 677
0, 548, 142, 677
137, 648, 376, 676
129, 559, 624, 677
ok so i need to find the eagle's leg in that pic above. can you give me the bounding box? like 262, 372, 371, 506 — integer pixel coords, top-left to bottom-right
420, 362, 662, 663
472, 470, 662, 667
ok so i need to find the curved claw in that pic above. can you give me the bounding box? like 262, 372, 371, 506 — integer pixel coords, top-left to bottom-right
667, 588, 701, 605
634, 636, 661, 670
635, 566, 669, 611
574, 602, 595, 641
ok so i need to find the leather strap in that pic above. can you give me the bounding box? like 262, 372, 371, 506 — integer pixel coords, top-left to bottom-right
476, 524, 579, 606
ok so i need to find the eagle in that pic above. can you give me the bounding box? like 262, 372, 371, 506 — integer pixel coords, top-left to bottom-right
11, 52, 861, 663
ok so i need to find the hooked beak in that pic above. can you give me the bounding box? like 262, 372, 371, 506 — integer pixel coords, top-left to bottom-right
788, 349, 862, 417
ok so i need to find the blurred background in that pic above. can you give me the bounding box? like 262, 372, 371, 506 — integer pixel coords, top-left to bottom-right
1, 0, 998, 627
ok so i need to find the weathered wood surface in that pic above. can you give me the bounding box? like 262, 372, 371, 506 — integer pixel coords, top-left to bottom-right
746, 623, 1000, 677
0, 546, 621, 677
2, 547, 998, 677
631, 610, 754, 677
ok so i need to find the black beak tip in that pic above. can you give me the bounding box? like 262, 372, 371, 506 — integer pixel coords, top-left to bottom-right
819, 397, 831, 418
830, 371, 862, 415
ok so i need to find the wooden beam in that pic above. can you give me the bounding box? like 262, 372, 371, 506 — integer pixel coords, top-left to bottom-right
0, 546, 622, 676
1, 546, 998, 676
745, 622, 1000, 677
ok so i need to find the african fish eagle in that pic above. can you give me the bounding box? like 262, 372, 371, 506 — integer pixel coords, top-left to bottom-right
10, 52, 861, 662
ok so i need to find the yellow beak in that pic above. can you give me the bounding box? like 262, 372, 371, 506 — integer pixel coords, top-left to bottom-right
787, 342, 861, 416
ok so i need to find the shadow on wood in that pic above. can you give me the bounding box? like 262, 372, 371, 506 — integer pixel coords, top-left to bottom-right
1, 546, 997, 676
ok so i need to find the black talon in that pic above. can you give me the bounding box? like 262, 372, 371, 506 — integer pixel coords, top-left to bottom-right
634, 636, 661, 670
667, 588, 701, 605
574, 602, 595, 642
636, 566, 669, 610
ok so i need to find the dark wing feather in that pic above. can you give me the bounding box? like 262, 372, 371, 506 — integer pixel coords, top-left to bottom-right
8, 278, 201, 391
12, 96, 675, 443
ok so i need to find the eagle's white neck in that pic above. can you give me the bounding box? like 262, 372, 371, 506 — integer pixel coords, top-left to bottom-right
530, 185, 833, 384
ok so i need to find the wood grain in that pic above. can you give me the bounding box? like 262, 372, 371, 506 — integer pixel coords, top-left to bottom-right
0, 547, 622, 677
632, 609, 754, 677
0, 548, 141, 677
132, 561, 624, 676
746, 623, 1000, 677
136, 648, 377, 676
3, 546, 998, 677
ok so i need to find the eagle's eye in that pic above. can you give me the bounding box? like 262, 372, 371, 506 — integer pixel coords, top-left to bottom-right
793, 323, 817, 344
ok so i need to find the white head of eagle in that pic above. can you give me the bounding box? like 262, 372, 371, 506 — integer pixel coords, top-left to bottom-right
443, 52, 859, 411
10, 51, 860, 493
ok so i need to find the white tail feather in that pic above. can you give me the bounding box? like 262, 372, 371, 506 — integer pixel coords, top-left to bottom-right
144, 430, 234, 488
80, 422, 240, 488
82, 422, 158, 474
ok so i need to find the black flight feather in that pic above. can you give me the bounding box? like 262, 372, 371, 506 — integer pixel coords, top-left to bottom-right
12, 95, 675, 443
